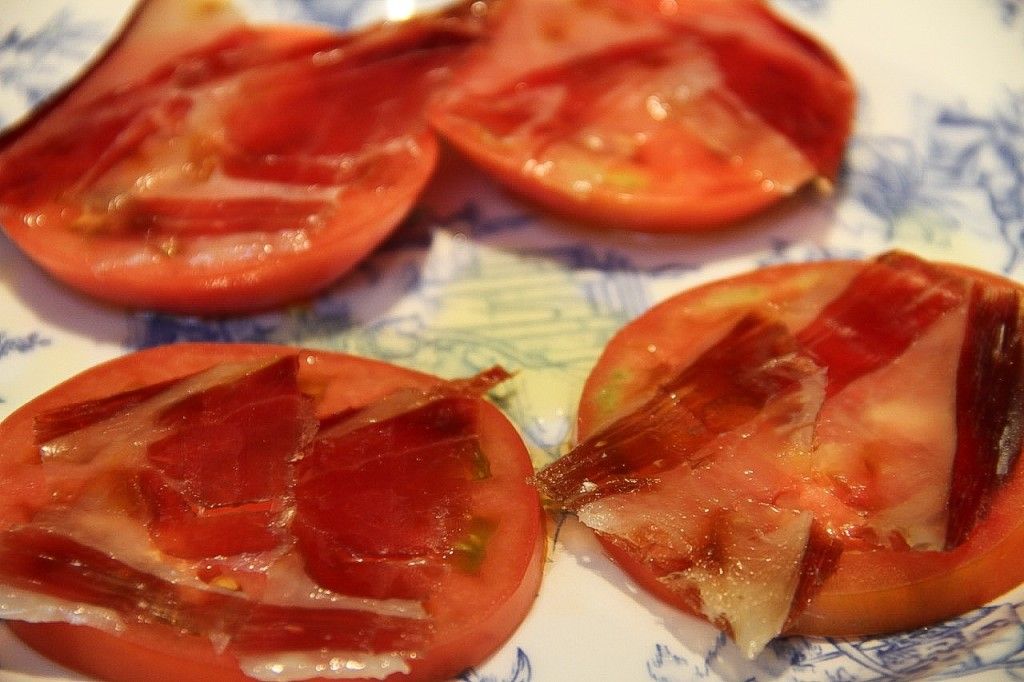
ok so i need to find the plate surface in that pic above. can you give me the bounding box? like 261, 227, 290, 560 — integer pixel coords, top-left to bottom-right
2, 0, 1024, 680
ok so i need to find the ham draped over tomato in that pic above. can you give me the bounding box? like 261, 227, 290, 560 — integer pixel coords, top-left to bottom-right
428, 0, 855, 231
0, 0, 483, 313
536, 251, 1024, 656
0, 345, 544, 682
0, 0, 855, 311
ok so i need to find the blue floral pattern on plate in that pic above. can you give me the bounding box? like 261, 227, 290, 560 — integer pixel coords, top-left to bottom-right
1, 0, 1024, 680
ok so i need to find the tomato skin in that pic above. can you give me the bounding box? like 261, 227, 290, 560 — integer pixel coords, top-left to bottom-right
0, 343, 545, 682
0, 0, 477, 314
571, 256, 1024, 640
789, 497, 1024, 636
429, 0, 854, 232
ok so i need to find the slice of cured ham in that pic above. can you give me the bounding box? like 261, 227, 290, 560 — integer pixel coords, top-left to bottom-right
538, 251, 1024, 655
0, 0, 483, 313
0, 345, 543, 682
428, 0, 855, 230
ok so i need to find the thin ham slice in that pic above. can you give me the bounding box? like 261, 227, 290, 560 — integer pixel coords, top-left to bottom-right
539, 251, 1019, 656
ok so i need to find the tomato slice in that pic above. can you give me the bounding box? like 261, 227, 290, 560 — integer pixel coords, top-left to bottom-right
0, 343, 544, 682
428, 0, 854, 231
536, 252, 1024, 656
0, 0, 480, 313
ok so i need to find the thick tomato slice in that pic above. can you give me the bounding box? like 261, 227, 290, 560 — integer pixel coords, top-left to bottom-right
0, 0, 480, 313
0, 343, 544, 682
428, 0, 854, 231
536, 252, 1024, 656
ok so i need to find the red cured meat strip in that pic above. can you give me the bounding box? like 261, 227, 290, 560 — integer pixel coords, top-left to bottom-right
138, 468, 285, 559
32, 357, 316, 560
947, 283, 1024, 547
797, 251, 966, 396
146, 356, 314, 509
33, 378, 180, 445
294, 396, 486, 600
0, 526, 429, 654
536, 313, 821, 509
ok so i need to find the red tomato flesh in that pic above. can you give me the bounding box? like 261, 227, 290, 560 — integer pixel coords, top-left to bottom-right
0, 343, 544, 682
537, 251, 1024, 655
0, 0, 480, 313
428, 0, 854, 231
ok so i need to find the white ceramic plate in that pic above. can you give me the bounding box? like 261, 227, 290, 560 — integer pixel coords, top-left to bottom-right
2, 0, 1024, 680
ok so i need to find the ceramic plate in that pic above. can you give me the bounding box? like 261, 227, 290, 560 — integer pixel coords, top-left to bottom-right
2, 0, 1024, 680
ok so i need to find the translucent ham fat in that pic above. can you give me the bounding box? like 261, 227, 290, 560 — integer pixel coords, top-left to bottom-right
0, 348, 539, 681
537, 251, 1024, 657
